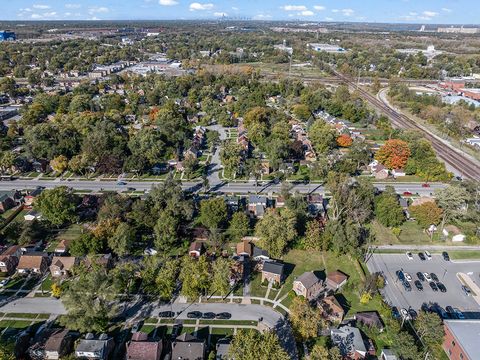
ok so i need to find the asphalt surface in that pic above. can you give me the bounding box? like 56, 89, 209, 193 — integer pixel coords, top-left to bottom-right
0, 178, 445, 196
367, 253, 480, 312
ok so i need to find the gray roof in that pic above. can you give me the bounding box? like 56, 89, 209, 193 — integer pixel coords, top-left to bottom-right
172, 334, 206, 360
295, 272, 321, 289
444, 320, 480, 360
249, 195, 267, 205
381, 349, 398, 360
76, 337, 112, 352
331, 325, 367, 357
262, 261, 284, 275
215, 338, 231, 360
253, 246, 269, 258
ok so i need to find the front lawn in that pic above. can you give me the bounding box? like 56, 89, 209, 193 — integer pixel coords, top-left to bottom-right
371, 220, 440, 245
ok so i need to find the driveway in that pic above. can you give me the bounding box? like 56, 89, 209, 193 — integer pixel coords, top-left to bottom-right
367, 253, 480, 312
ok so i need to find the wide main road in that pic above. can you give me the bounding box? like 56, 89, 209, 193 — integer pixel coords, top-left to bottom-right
0, 178, 444, 196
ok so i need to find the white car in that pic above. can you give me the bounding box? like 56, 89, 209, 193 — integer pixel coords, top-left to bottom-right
406, 252, 413, 260
423, 272, 432, 282
424, 251, 432, 260
404, 273, 412, 282
400, 308, 410, 319
0, 279, 9, 287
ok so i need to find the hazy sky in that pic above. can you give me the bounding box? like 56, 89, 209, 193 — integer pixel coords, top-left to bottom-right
3, 0, 479, 24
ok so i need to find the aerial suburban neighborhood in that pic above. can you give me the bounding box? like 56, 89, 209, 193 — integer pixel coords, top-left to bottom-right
0, 2, 480, 360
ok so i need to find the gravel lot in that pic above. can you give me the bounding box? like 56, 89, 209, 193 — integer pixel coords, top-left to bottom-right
366, 253, 480, 312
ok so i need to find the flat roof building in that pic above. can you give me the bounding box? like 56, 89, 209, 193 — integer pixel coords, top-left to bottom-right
443, 319, 480, 360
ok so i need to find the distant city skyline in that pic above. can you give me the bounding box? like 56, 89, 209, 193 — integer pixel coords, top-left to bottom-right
1, 0, 480, 24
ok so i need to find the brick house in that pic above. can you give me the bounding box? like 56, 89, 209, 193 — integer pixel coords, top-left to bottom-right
443, 319, 480, 360
292, 271, 323, 300
126, 332, 163, 360
0, 245, 22, 275
261, 261, 284, 285
17, 253, 49, 274
50, 256, 77, 278
318, 295, 345, 323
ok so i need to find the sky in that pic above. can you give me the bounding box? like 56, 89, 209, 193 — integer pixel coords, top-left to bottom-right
2, 0, 479, 24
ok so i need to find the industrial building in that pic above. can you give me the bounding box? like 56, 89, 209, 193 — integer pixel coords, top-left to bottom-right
307, 43, 346, 53
438, 26, 479, 34
0, 30, 16, 42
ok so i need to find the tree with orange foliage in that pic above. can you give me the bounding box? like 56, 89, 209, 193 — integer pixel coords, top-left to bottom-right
375, 139, 411, 169
336, 134, 353, 147
148, 107, 159, 123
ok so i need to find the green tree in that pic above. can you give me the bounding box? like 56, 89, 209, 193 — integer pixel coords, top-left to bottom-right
35, 186, 78, 226
310, 344, 329, 360
69, 233, 105, 256
415, 311, 445, 355
199, 197, 228, 230
436, 185, 470, 229
156, 258, 180, 300
255, 208, 297, 258
220, 141, 243, 176
304, 220, 326, 251
108, 222, 135, 256
229, 329, 289, 360
375, 186, 405, 227
179, 255, 210, 300
290, 297, 323, 340
228, 212, 250, 241
309, 120, 337, 154
50, 155, 69, 173
153, 209, 180, 252
210, 258, 232, 296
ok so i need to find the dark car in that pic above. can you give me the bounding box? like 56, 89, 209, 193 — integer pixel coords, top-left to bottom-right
414, 280, 423, 291
430, 282, 438, 292
453, 308, 465, 320
446, 306, 455, 317
396, 270, 405, 282
127, 187, 136, 191
408, 308, 418, 320
201, 312, 216, 319
216, 312, 231, 320
417, 272, 425, 282
430, 273, 439, 282
432, 305, 449, 319
418, 252, 426, 261
187, 311, 202, 319
158, 311, 175, 318
391, 306, 401, 319
117, 181, 127, 185
442, 252, 450, 261
437, 282, 447, 293
402, 280, 412, 292
421, 303, 431, 312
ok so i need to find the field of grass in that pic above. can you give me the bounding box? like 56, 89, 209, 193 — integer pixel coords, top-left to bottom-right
56, 223, 84, 242
248, 272, 267, 298
371, 220, 439, 245
448, 251, 480, 260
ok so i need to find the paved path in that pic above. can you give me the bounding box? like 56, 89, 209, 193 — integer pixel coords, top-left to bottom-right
457, 273, 480, 307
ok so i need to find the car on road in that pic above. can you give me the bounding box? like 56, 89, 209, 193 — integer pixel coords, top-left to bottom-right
423, 273, 432, 282
406, 252, 413, 260
127, 187, 136, 191
453, 308, 465, 320
158, 311, 175, 318
418, 252, 426, 261
117, 181, 127, 185
437, 282, 447, 293
462, 285, 472, 296
404, 272, 412, 282
0, 279, 9, 287
429, 282, 438, 292
402, 280, 412, 292
417, 272, 425, 282
414, 280, 423, 291
424, 251, 432, 260
201, 312, 216, 319
216, 312, 231, 320
396, 270, 405, 282
430, 273, 439, 282
187, 311, 202, 319
403, 191, 412, 196
422, 183, 430, 188
442, 252, 450, 261
391, 307, 400, 319
408, 308, 418, 320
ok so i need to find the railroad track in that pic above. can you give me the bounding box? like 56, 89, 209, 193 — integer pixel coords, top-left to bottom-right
333, 71, 480, 180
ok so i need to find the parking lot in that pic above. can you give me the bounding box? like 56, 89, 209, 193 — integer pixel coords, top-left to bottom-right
367, 253, 480, 312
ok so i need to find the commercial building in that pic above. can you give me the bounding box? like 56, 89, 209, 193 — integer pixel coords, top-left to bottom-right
443, 320, 480, 360
307, 43, 346, 53
0, 30, 16, 42
438, 27, 479, 34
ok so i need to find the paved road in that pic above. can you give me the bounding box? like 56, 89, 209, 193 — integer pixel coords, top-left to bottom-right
367, 253, 480, 312
374, 245, 480, 251
0, 178, 445, 196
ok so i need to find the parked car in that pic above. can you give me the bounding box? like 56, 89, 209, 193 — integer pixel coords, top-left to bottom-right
127, 187, 136, 191
391, 307, 400, 319
187, 311, 202, 319
442, 252, 450, 261
432, 305, 449, 319
408, 308, 418, 320
400, 308, 409, 319
414, 280, 423, 291
430, 282, 438, 292
424, 251, 432, 260
430, 273, 439, 282
446, 306, 455, 316
418, 252, 426, 261
403, 280, 412, 292
216, 312, 231, 320
158, 311, 175, 318
462, 285, 472, 296
0, 279, 9, 287
404, 272, 412, 282
131, 322, 141, 333
437, 282, 447, 293
423, 273, 432, 282
396, 270, 405, 282
406, 252, 413, 260
417, 272, 425, 282
453, 308, 465, 320
421, 303, 430, 312
201, 312, 216, 319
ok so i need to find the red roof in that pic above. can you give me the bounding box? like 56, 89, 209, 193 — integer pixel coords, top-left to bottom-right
126, 339, 162, 360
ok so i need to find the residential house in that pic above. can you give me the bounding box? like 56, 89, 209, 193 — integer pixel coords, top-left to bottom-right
307, 194, 325, 216
331, 325, 372, 360
50, 256, 77, 278
84, 254, 114, 271
126, 332, 163, 360
0, 190, 20, 213
326, 270, 349, 291
380, 349, 398, 360
292, 271, 324, 300
54, 239, 71, 254
215, 338, 231, 360
392, 169, 406, 177
224, 196, 241, 212
75, 333, 115, 360
355, 311, 385, 331
248, 195, 268, 218
0, 245, 21, 274
318, 295, 345, 323
275, 196, 286, 208
252, 246, 270, 262
24, 209, 42, 221
24, 187, 43, 208
410, 196, 435, 207
367, 160, 389, 180
171, 333, 206, 360
189, 241, 204, 258
44, 329, 77, 360
236, 239, 253, 257
17, 253, 49, 274
261, 261, 284, 285
443, 225, 466, 242
260, 160, 270, 175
